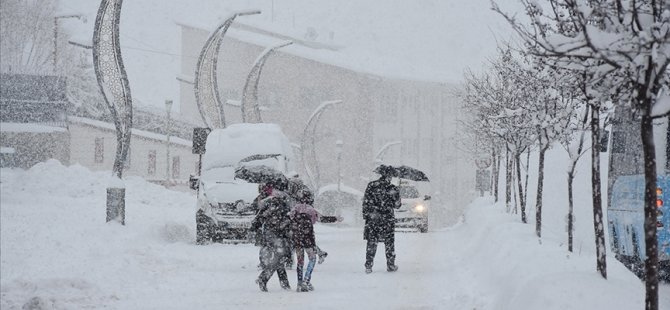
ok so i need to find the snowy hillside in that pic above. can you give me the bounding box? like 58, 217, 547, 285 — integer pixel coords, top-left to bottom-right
1, 154, 668, 309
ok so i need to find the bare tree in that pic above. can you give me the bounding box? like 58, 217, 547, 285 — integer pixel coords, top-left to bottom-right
462, 49, 537, 220
494, 0, 670, 307
0, 0, 59, 74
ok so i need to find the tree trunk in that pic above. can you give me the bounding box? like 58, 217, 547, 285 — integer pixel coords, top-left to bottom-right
494, 150, 501, 202
590, 104, 607, 279
506, 147, 512, 213
491, 149, 497, 201
515, 152, 527, 223
536, 146, 547, 237
567, 170, 575, 252
568, 105, 589, 253
524, 151, 530, 207
640, 99, 659, 310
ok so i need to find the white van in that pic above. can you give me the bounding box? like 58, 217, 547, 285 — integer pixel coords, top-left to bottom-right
191, 123, 294, 244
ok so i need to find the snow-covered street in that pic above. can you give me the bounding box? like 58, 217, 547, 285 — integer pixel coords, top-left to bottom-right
2, 161, 667, 309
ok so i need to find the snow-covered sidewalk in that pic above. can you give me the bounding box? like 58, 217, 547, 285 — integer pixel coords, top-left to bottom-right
1, 161, 667, 309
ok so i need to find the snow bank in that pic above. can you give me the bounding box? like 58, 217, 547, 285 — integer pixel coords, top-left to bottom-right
0, 160, 197, 309
453, 197, 649, 309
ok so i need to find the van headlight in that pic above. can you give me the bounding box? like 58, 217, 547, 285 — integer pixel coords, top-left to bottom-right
414, 204, 426, 212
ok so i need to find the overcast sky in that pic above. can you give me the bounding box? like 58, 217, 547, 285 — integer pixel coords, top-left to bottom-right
59, 0, 521, 108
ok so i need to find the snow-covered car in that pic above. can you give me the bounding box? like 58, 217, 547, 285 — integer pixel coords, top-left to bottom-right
191, 123, 294, 244
395, 183, 430, 233
314, 184, 364, 226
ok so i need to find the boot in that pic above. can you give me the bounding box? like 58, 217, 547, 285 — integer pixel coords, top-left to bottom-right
280, 280, 291, 290
255, 278, 268, 292
387, 264, 398, 272
365, 267, 373, 274
297, 281, 310, 292
318, 251, 328, 264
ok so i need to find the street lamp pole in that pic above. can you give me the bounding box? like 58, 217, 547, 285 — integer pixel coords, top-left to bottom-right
374, 141, 402, 164
336, 140, 343, 192
300, 99, 343, 190
53, 14, 84, 73
165, 99, 173, 185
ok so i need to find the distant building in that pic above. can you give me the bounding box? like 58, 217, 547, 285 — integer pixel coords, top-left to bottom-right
1, 73, 197, 184
1, 74, 70, 168
177, 21, 476, 212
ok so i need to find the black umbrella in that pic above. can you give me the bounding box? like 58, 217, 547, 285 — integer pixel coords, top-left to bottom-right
374, 164, 429, 182
234, 165, 288, 188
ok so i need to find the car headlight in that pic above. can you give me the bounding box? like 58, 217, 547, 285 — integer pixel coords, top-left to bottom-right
414, 204, 425, 212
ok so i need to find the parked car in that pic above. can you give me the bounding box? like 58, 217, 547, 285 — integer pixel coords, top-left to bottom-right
314, 184, 364, 226
395, 182, 430, 233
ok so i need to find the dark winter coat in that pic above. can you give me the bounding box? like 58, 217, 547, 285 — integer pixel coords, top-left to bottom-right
362, 177, 400, 242
250, 191, 292, 250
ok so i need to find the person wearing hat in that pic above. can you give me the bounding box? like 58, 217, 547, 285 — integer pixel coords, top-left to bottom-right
362, 165, 401, 273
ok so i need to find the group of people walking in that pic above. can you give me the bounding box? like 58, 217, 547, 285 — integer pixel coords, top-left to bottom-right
249, 167, 401, 292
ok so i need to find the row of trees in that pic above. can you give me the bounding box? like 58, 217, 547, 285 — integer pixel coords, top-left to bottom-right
460, 1, 668, 309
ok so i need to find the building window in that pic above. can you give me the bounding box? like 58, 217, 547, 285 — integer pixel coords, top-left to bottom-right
148, 150, 156, 175
94, 137, 104, 163
172, 156, 180, 179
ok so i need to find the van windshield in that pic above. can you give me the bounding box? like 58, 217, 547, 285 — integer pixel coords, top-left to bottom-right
400, 186, 420, 199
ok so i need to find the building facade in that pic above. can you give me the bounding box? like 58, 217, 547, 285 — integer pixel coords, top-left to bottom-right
1, 74, 197, 185
177, 22, 476, 217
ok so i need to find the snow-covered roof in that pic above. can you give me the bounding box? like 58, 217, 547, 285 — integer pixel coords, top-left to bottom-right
202, 123, 294, 170
0, 123, 68, 133
68, 117, 192, 147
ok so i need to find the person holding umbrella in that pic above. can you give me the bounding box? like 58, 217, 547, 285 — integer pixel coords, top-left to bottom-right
362, 165, 401, 273
248, 176, 293, 292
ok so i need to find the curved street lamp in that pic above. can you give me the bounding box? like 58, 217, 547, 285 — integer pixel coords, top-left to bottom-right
194, 10, 260, 129
374, 141, 402, 165
92, 0, 132, 224
301, 100, 342, 189
240, 40, 293, 123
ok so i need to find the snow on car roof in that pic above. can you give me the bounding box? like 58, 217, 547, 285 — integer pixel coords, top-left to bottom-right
202, 123, 294, 170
